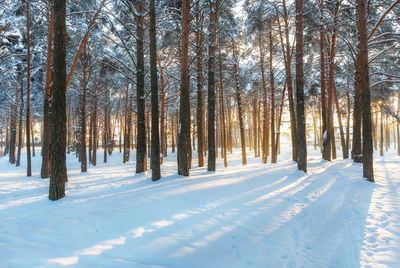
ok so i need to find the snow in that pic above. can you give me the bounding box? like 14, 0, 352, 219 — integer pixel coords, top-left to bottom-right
0, 142, 400, 267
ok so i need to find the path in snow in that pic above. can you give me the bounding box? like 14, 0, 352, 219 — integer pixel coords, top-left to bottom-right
0, 146, 399, 267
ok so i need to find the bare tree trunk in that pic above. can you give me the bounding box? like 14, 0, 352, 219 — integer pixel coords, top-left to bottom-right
30, 113, 35, 157
233, 42, 246, 165
8, 88, 16, 162
320, 0, 329, 161
195, 3, 204, 167
295, 0, 307, 172
135, 0, 147, 173
150, 0, 161, 180
398, 93, 400, 156
49, 0, 67, 200
206, 0, 217, 171
269, 23, 277, 163
92, 77, 98, 166
282, 0, 297, 161
41, 0, 54, 178
333, 86, 347, 159
16, 81, 24, 167
25, 0, 32, 176
352, 53, 362, 162
80, 45, 88, 173
177, 0, 191, 176
357, 0, 374, 182
257, 34, 268, 164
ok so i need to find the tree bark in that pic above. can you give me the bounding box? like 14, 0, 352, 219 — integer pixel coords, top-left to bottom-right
41, 0, 54, 178
135, 0, 147, 173
282, 0, 297, 161
295, 0, 307, 172
357, 0, 374, 182
207, 0, 217, 171
80, 44, 88, 172
149, 0, 161, 181
49, 0, 67, 200
269, 23, 277, 163
178, 0, 191, 176
233, 42, 246, 165
195, 3, 204, 167
26, 0, 32, 176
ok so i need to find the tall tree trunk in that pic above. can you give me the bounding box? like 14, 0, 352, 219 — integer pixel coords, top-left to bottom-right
295, 0, 307, 172
233, 42, 246, 165
80, 45, 88, 172
345, 83, 351, 157
16, 81, 24, 167
135, 0, 147, 173
397, 93, 400, 156
269, 23, 277, 163
9, 87, 18, 164
26, 0, 32, 176
257, 34, 268, 164
178, 0, 191, 176
195, 3, 204, 167
92, 78, 98, 166
282, 0, 297, 161
30, 113, 35, 157
320, 0, 329, 161
49, 0, 67, 200
357, 0, 374, 182
352, 54, 362, 162
333, 85, 347, 159
149, 0, 161, 181
41, 0, 54, 178
207, 0, 217, 171
219, 61, 227, 167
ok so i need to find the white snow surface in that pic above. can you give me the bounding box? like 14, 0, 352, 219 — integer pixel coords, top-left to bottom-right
0, 144, 399, 267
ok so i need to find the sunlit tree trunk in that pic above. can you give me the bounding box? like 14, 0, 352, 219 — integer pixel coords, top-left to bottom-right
150, 0, 161, 180
295, 0, 307, 172
357, 0, 374, 181
49, 0, 67, 200
206, 0, 217, 171
136, 0, 147, 173
233, 42, 246, 165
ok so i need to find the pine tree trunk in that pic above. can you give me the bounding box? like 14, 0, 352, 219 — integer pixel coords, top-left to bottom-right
398, 93, 400, 156
80, 45, 88, 173
206, 0, 217, 171
333, 86, 347, 159
135, 0, 147, 173
195, 3, 204, 167
41, 0, 54, 178
257, 34, 268, 164
49, 0, 67, 200
269, 23, 277, 163
295, 0, 307, 172
16, 82, 24, 167
352, 53, 362, 162
345, 77, 351, 156
92, 79, 98, 166
26, 0, 32, 176
178, 0, 191, 176
357, 0, 374, 182
30, 113, 35, 157
282, 0, 297, 162
233, 43, 246, 165
149, 0, 161, 181
320, 0, 329, 161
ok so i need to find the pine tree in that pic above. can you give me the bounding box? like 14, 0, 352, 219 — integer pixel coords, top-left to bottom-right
49, 0, 67, 200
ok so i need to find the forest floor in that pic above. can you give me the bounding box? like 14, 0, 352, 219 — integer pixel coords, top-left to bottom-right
0, 143, 399, 267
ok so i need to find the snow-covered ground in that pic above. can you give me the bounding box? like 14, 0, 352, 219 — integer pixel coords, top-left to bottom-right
0, 143, 399, 267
